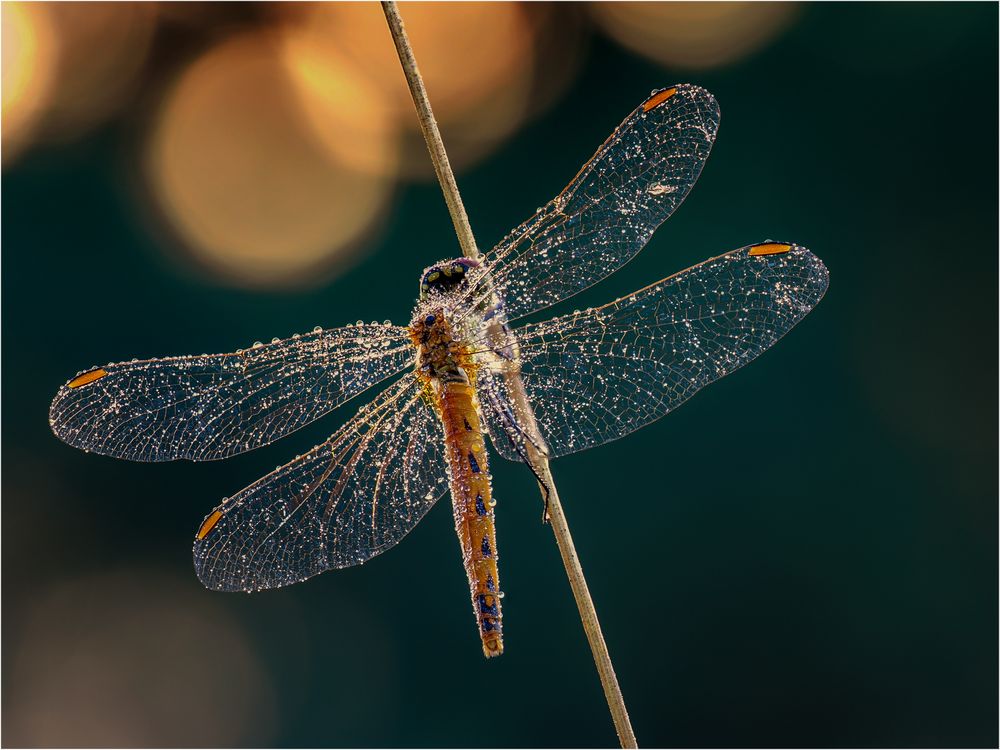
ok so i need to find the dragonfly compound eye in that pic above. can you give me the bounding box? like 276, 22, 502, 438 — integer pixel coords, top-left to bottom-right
418, 258, 480, 300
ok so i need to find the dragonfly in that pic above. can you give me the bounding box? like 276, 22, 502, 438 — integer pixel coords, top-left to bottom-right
49, 85, 828, 658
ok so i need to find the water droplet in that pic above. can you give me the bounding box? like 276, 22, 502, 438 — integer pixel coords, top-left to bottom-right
647, 182, 676, 196
252, 341, 263, 348
313, 326, 323, 333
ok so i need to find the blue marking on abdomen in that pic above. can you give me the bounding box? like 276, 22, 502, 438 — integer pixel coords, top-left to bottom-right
482, 618, 501, 633
475, 493, 487, 516
481, 536, 492, 557
468, 451, 481, 474
478, 594, 499, 616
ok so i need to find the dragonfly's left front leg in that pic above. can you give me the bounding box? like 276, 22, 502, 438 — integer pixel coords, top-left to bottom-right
478, 369, 554, 523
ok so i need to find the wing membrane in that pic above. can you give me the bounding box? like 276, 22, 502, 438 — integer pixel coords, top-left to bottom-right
481, 244, 829, 460
464, 85, 720, 323
49, 324, 413, 462
193, 374, 447, 592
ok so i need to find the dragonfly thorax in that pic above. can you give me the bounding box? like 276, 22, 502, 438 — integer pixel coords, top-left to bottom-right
410, 310, 475, 385
418, 257, 479, 300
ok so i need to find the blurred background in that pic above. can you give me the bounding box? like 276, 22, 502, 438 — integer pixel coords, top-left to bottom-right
2, 2, 996, 747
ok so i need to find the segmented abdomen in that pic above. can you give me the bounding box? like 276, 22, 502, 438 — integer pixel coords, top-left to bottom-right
438, 379, 503, 657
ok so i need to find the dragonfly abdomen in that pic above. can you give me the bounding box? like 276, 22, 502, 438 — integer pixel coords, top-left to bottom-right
438, 378, 503, 658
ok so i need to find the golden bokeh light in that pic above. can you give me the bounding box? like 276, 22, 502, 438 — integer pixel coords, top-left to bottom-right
36, 3, 158, 142
4, 569, 276, 746
589, 2, 799, 70
2, 2, 58, 164
7, 4, 586, 283
281, 23, 399, 176
517, 4, 587, 123
146, 31, 395, 289
286, 2, 539, 178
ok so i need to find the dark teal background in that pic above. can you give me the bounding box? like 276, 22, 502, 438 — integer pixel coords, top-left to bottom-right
3, 3, 997, 747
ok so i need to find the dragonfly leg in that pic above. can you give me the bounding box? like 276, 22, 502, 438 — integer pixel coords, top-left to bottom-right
519, 442, 552, 524
480, 382, 553, 522
537, 475, 551, 524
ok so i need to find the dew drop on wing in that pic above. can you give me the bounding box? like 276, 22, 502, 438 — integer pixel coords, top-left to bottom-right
647, 182, 677, 196
313, 326, 322, 333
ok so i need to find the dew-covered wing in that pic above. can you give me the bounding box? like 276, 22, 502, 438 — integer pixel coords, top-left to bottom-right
481, 243, 829, 460
49, 324, 414, 462
193, 374, 448, 591
461, 85, 719, 323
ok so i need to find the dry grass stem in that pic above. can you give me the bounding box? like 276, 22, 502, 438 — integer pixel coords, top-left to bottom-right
380, 3, 638, 746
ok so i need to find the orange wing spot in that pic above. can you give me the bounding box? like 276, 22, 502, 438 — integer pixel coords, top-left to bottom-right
749, 243, 793, 256
197, 510, 224, 540
67, 368, 108, 389
642, 87, 677, 112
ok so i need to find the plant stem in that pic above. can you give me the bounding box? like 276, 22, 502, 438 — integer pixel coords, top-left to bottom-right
380, 1, 479, 261
380, 3, 637, 747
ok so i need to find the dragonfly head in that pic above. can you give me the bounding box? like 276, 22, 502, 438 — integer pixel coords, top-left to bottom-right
419, 258, 479, 301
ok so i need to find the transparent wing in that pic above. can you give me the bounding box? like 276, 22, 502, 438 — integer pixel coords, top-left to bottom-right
193, 374, 448, 592
461, 84, 720, 323
49, 324, 414, 462
480, 244, 829, 460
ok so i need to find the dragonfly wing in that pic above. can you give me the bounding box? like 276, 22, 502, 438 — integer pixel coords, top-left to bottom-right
481, 243, 829, 460
463, 85, 719, 323
49, 324, 414, 462
193, 374, 448, 591
476, 367, 549, 463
